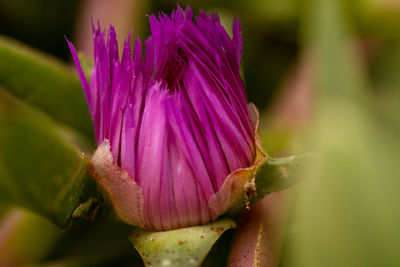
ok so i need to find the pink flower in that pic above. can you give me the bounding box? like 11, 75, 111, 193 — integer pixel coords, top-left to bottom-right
67, 6, 265, 230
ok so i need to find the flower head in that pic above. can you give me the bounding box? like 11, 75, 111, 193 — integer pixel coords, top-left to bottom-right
67, 6, 265, 230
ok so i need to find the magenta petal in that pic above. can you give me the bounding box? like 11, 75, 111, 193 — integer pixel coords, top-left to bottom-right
68, 6, 257, 230
66, 38, 92, 112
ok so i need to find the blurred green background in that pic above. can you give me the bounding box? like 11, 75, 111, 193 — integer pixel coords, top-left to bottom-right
1, 0, 400, 266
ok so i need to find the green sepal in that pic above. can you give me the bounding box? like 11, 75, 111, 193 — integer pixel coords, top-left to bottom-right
130, 218, 236, 267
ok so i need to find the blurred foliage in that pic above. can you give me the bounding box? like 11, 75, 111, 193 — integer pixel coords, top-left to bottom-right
0, 89, 97, 228
0, 36, 94, 141
1, 0, 400, 266
0, 209, 61, 265
280, 0, 400, 267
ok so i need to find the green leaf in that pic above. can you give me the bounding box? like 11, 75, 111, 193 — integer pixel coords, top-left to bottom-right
0, 35, 93, 140
130, 218, 236, 267
0, 89, 97, 228
253, 154, 309, 203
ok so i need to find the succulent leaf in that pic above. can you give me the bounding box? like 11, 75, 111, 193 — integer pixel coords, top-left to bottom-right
0, 35, 93, 140
252, 153, 309, 203
130, 218, 236, 267
0, 90, 97, 228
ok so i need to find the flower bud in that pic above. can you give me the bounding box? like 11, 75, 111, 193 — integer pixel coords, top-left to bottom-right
67, 6, 266, 231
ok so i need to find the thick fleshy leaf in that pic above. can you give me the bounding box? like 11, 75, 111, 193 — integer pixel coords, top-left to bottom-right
130, 218, 236, 267
0, 90, 97, 228
0, 35, 93, 140
252, 153, 309, 203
